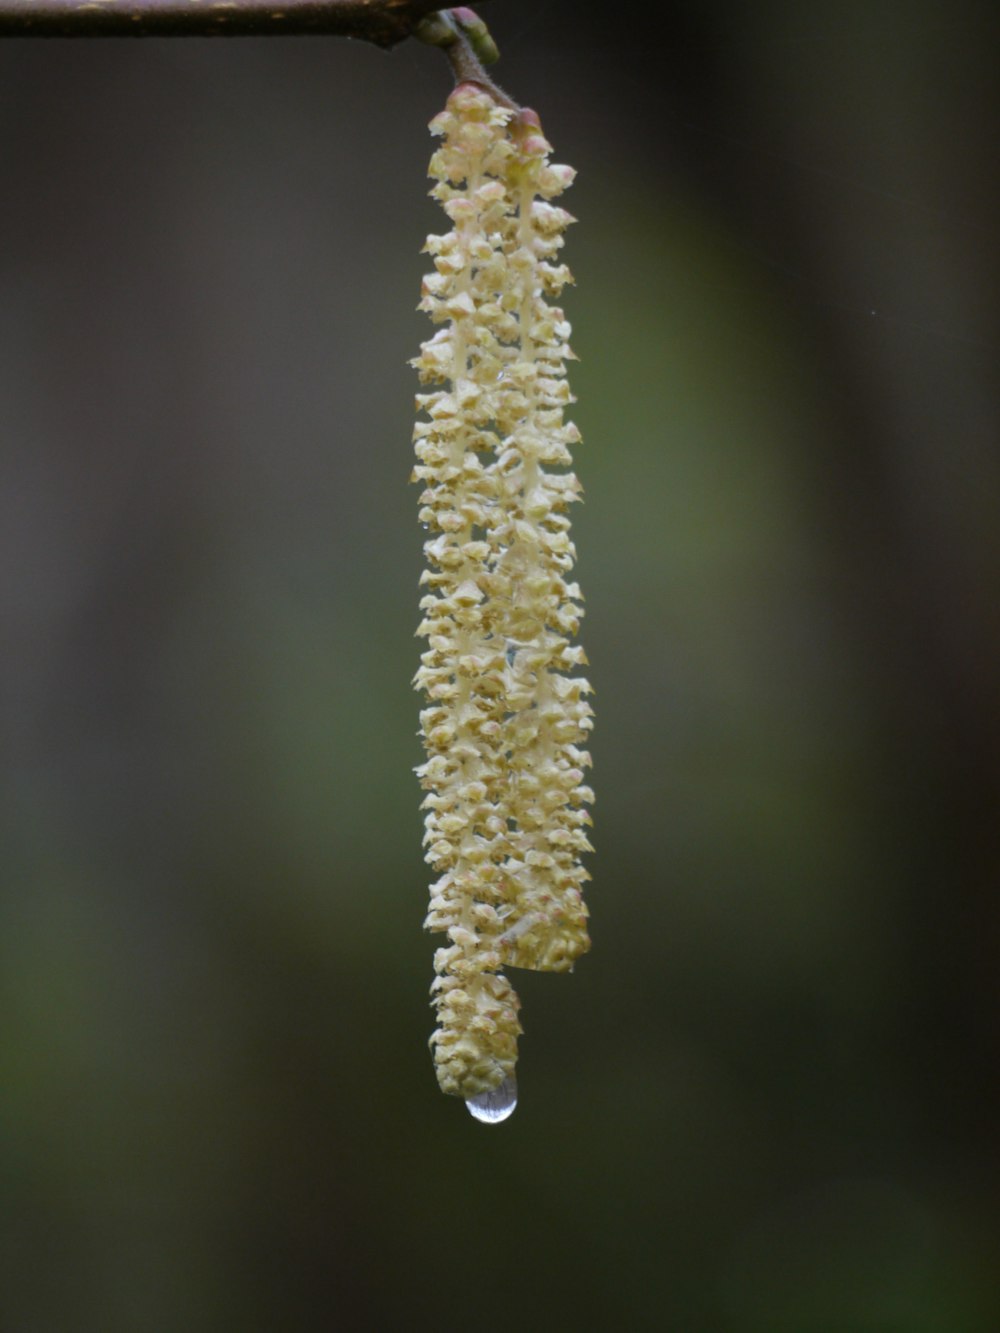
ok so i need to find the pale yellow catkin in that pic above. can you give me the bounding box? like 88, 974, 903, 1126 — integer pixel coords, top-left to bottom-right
412, 84, 594, 1101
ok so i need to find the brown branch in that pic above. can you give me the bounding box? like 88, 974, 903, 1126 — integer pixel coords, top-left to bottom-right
0, 0, 468, 43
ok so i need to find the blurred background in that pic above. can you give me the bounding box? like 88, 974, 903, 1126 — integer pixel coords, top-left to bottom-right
1, 0, 998, 1327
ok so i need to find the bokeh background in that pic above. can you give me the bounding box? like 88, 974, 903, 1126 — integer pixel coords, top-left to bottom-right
1, 1, 998, 1327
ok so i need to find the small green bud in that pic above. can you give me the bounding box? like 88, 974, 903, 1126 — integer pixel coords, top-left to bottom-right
452, 7, 500, 65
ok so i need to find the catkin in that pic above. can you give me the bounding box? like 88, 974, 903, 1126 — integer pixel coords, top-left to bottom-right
412, 85, 593, 1100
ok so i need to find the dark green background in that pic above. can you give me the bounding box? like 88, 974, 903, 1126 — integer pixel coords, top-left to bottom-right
1, 1, 997, 1327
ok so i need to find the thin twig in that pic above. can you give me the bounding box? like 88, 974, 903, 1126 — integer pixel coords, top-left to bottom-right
0, 0, 463, 43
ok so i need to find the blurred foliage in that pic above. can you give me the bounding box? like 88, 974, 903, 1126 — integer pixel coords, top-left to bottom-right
1, 2, 997, 1328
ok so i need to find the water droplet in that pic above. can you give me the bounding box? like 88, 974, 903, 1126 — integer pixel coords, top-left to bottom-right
465, 1074, 518, 1125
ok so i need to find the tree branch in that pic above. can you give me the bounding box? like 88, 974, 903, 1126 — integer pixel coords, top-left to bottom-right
0, 0, 467, 43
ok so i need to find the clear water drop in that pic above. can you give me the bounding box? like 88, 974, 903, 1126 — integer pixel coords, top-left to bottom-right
465, 1074, 518, 1125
